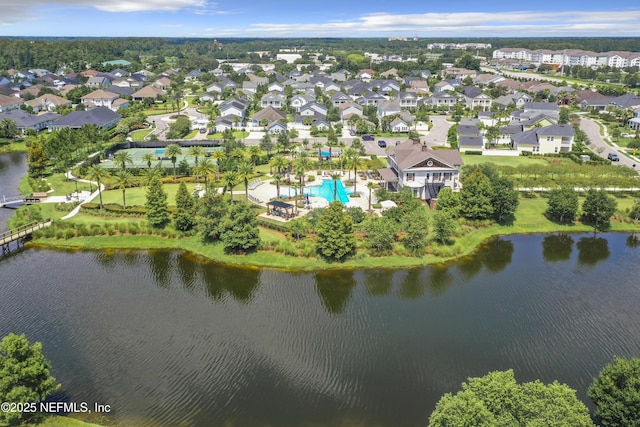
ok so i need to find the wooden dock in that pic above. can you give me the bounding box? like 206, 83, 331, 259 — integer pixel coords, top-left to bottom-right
0, 220, 53, 254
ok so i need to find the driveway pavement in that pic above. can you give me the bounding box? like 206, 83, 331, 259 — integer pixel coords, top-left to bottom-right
423, 115, 453, 147
579, 117, 640, 173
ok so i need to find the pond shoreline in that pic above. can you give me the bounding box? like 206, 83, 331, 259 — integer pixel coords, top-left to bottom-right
27, 224, 640, 272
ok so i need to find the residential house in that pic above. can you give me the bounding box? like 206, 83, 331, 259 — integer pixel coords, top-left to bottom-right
331, 92, 352, 107
267, 81, 285, 92
457, 124, 480, 140
628, 108, 640, 131
251, 106, 287, 127
478, 111, 497, 127
266, 121, 288, 134
48, 107, 121, 131
459, 136, 484, 152
0, 94, 22, 112
398, 92, 420, 109
0, 110, 60, 133
357, 69, 375, 81
510, 124, 575, 154
377, 100, 401, 118
608, 94, 640, 110
185, 70, 203, 81
81, 89, 120, 111
220, 98, 249, 120
429, 92, 458, 109
356, 91, 387, 106
25, 94, 71, 112
131, 86, 166, 101
300, 102, 328, 117
290, 94, 314, 112
389, 117, 411, 133
86, 76, 110, 88
378, 140, 463, 203
434, 80, 456, 93
261, 92, 285, 109
463, 86, 492, 111
523, 101, 559, 119
340, 102, 364, 121
494, 92, 533, 109
152, 77, 172, 91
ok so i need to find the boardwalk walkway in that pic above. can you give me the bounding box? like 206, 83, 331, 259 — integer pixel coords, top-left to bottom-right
0, 220, 52, 254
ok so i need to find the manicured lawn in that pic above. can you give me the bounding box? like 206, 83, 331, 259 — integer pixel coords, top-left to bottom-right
100, 183, 186, 207
185, 129, 198, 139
45, 174, 94, 196
130, 129, 153, 142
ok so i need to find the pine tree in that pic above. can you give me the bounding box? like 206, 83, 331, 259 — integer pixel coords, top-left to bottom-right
220, 201, 260, 253
0, 333, 60, 425
145, 176, 169, 228
173, 181, 196, 231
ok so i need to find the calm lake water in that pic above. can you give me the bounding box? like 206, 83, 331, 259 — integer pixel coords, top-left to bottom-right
2, 154, 640, 427
0, 152, 27, 230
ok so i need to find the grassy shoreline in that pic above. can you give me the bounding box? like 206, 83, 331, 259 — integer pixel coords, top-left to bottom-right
29, 211, 640, 271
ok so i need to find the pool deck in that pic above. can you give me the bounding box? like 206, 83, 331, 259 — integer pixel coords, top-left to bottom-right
249, 172, 380, 219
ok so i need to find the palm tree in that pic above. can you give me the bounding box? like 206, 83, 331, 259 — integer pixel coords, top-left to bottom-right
193, 158, 216, 191
211, 150, 226, 178
142, 152, 155, 169
187, 145, 205, 167
222, 170, 239, 201
237, 161, 255, 200
312, 141, 324, 162
348, 156, 364, 194
114, 170, 132, 209
142, 167, 160, 186
87, 164, 109, 209
294, 154, 313, 199
247, 145, 264, 166
165, 143, 182, 180
270, 155, 289, 174
231, 147, 247, 162
342, 148, 358, 181
367, 181, 376, 211
331, 172, 342, 202
113, 151, 133, 172
272, 173, 283, 199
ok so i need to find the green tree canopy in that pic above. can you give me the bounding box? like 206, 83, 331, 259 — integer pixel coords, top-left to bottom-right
0, 333, 60, 425
197, 190, 228, 242
588, 356, 640, 427
315, 201, 356, 261
362, 216, 397, 254
460, 169, 494, 220
174, 181, 197, 231
428, 370, 595, 427
219, 201, 261, 253
547, 187, 579, 223
582, 189, 617, 231
145, 176, 170, 228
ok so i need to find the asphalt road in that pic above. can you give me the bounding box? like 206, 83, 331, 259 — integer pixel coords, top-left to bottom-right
579, 117, 640, 173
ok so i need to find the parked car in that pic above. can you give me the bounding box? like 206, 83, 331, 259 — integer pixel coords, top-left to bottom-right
378, 140, 387, 148
608, 152, 620, 162
349, 129, 356, 136
362, 135, 374, 141
199, 127, 207, 134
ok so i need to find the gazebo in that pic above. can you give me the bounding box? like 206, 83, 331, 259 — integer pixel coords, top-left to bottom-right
266, 200, 295, 219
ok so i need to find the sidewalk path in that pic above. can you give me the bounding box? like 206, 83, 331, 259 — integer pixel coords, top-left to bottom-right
60, 171, 104, 220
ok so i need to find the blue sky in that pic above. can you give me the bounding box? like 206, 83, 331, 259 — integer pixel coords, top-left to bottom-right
1, 0, 640, 38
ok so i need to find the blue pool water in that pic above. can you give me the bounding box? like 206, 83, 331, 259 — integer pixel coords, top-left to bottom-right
305, 179, 352, 204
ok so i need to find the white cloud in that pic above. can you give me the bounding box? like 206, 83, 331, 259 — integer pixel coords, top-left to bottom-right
0, 0, 228, 25
241, 10, 640, 37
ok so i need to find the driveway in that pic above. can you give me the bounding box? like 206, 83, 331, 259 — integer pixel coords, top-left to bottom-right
579, 117, 639, 173
422, 115, 453, 147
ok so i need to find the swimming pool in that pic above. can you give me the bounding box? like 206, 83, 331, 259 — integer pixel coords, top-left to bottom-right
305, 179, 352, 204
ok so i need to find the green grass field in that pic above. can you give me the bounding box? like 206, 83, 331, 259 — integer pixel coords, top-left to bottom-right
100, 183, 187, 206
461, 154, 549, 167
130, 129, 153, 142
